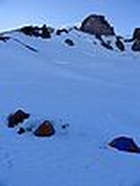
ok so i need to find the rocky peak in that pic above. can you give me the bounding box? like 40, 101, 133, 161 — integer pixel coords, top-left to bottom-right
80, 14, 115, 36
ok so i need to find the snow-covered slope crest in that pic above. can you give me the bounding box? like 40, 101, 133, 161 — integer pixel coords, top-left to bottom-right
0, 25, 140, 186
0, 25, 138, 54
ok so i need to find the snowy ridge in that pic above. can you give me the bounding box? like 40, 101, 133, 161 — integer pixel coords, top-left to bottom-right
0, 27, 140, 186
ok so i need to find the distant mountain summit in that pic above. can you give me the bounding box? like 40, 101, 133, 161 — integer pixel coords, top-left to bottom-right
1, 14, 140, 53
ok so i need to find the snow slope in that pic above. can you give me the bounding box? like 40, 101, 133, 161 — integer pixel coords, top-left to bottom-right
0, 28, 140, 186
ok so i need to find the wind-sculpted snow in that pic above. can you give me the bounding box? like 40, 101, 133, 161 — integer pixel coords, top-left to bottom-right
0, 28, 140, 186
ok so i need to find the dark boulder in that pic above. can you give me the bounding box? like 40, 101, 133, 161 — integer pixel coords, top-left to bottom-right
108, 136, 140, 153
64, 38, 75, 46
8, 109, 30, 128
80, 14, 115, 36
132, 40, 140, 51
34, 120, 55, 137
115, 37, 125, 51
133, 28, 140, 40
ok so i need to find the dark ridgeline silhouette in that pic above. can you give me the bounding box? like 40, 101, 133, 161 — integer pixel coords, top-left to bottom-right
20, 24, 52, 39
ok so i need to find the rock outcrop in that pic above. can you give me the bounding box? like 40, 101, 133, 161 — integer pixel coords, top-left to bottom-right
80, 14, 115, 36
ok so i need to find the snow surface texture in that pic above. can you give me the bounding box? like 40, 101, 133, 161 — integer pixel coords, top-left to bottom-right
0, 28, 140, 186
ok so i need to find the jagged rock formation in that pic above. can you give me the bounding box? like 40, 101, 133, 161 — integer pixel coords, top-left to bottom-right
80, 14, 115, 36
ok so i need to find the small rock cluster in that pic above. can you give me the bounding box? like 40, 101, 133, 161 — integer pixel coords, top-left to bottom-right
7, 109, 56, 138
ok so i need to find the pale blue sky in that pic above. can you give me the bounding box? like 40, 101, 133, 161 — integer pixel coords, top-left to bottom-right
0, 0, 139, 36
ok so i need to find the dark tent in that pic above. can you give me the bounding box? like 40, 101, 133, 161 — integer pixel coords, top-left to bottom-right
108, 136, 140, 153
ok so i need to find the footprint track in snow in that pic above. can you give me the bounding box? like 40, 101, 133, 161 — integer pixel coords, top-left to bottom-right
0, 147, 14, 169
